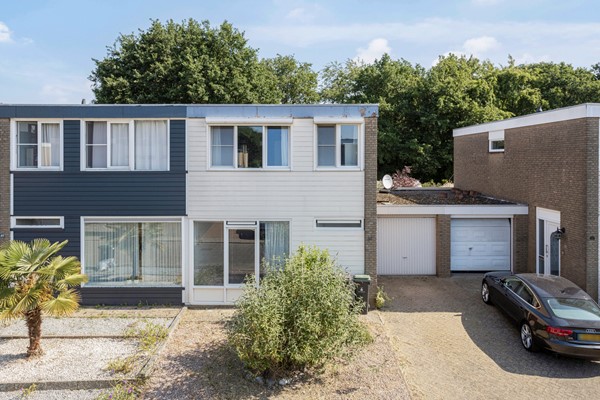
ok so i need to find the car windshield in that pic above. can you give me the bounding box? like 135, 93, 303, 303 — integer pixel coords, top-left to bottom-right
546, 298, 600, 321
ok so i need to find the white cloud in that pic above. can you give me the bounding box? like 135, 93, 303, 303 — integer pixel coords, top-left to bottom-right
463, 36, 500, 55
0, 22, 12, 43
247, 18, 600, 68
285, 4, 324, 23
513, 52, 551, 65
354, 38, 391, 63
39, 78, 93, 104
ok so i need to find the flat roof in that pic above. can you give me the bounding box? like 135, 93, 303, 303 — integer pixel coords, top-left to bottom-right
377, 188, 517, 206
0, 104, 379, 119
453, 103, 600, 137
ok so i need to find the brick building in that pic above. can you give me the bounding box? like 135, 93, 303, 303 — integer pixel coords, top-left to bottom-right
454, 103, 600, 300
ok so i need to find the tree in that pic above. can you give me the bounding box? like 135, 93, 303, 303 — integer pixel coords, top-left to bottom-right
518, 61, 600, 110
0, 239, 87, 357
260, 54, 320, 103
90, 19, 280, 104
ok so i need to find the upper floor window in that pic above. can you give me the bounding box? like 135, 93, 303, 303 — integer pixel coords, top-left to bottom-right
317, 124, 359, 168
84, 120, 168, 171
489, 130, 505, 153
210, 125, 289, 169
16, 121, 62, 169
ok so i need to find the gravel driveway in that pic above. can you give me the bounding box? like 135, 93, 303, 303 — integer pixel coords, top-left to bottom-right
378, 275, 600, 400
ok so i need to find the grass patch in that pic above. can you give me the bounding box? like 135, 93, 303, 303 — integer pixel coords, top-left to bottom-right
125, 320, 169, 353
106, 355, 138, 375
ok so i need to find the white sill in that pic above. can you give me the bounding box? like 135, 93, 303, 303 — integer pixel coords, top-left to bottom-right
12, 167, 62, 171
488, 149, 505, 153
315, 167, 361, 171
208, 167, 292, 171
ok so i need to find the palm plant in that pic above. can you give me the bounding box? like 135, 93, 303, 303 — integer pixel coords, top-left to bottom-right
0, 239, 88, 357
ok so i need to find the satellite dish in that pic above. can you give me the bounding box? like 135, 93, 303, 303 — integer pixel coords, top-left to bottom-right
382, 174, 393, 190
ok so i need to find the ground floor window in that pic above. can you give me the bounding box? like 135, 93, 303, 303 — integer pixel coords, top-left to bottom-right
84, 220, 182, 286
194, 220, 289, 286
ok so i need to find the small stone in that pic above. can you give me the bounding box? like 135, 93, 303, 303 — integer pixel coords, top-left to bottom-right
279, 378, 290, 386
267, 378, 276, 387
255, 376, 264, 385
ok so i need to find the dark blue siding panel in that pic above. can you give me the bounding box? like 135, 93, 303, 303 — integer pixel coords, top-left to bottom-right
12, 117, 187, 304
13, 216, 80, 257
64, 120, 80, 172
170, 120, 186, 172
80, 287, 183, 306
13, 173, 185, 216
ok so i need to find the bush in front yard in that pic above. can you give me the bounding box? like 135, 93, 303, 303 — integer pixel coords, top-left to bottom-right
227, 245, 372, 379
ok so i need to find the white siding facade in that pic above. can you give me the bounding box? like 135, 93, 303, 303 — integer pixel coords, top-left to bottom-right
187, 118, 365, 304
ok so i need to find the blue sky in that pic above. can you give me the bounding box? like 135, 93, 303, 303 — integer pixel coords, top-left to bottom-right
1, 0, 599, 103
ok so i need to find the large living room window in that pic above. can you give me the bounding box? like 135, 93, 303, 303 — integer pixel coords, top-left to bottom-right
210, 126, 290, 169
15, 121, 62, 169
83, 120, 168, 170
84, 220, 182, 286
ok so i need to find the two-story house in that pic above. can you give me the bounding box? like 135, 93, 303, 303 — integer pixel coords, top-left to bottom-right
453, 103, 600, 300
0, 104, 378, 305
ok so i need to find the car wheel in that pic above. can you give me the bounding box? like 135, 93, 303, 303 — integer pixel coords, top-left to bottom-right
481, 282, 492, 304
520, 321, 539, 352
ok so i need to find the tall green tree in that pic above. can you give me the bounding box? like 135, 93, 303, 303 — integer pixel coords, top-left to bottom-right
419, 55, 511, 180
0, 239, 87, 357
90, 19, 280, 104
260, 54, 319, 103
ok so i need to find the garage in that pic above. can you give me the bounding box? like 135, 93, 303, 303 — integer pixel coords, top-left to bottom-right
377, 217, 436, 275
451, 218, 510, 271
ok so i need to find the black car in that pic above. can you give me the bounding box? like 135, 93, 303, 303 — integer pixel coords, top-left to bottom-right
481, 272, 600, 359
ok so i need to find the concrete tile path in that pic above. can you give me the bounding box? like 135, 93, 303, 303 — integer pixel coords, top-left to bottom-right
378, 275, 600, 400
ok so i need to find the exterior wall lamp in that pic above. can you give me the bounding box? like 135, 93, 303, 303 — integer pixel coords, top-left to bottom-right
552, 227, 566, 240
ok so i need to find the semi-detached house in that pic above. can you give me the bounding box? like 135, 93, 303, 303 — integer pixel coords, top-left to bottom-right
0, 104, 378, 305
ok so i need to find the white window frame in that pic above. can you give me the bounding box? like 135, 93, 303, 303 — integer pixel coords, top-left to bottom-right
80, 216, 184, 287
489, 130, 505, 153
80, 119, 170, 171
315, 219, 363, 229
190, 219, 292, 289
314, 121, 363, 170
11, 216, 64, 229
207, 125, 292, 171
11, 119, 64, 171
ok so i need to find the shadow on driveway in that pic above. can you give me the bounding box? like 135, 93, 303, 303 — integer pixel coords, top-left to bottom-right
378, 274, 600, 379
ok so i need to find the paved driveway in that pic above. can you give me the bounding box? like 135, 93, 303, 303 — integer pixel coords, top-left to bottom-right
378, 275, 600, 400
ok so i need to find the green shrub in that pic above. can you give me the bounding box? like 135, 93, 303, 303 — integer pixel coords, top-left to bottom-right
375, 285, 390, 309
228, 245, 372, 379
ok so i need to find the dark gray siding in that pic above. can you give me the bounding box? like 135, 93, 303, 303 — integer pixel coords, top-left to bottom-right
12, 119, 186, 304
13, 119, 186, 217
80, 287, 183, 306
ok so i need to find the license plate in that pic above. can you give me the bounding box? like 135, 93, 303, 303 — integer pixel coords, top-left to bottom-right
578, 333, 600, 342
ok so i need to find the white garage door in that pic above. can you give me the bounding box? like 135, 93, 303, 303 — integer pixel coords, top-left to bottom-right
451, 218, 510, 271
377, 217, 436, 275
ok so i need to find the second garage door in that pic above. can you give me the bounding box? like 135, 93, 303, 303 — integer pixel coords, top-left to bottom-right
377, 217, 436, 275
451, 218, 510, 272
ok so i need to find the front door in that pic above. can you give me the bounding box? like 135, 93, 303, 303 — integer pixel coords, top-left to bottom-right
537, 209, 560, 276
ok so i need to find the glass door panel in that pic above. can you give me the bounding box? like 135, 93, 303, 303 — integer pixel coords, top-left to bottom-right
228, 228, 256, 284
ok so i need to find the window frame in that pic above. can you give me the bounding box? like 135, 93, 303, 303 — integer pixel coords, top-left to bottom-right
80, 119, 170, 171
11, 216, 64, 229
315, 219, 363, 229
80, 216, 184, 287
190, 219, 291, 289
489, 130, 505, 153
314, 122, 363, 170
11, 119, 64, 171
208, 125, 292, 171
